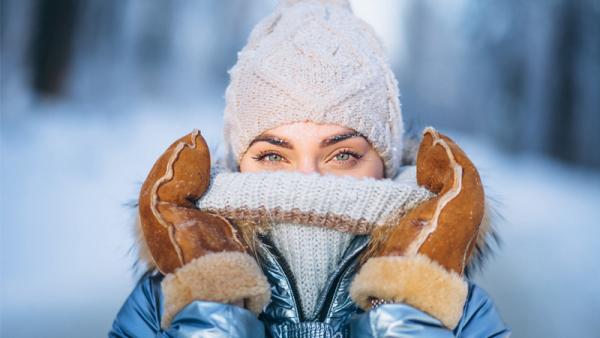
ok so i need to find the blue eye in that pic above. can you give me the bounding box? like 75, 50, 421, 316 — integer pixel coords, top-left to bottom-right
333, 150, 362, 162
335, 153, 351, 161
252, 151, 285, 163
265, 153, 283, 161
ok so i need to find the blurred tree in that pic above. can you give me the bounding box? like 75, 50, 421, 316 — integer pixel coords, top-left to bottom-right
5, 0, 599, 167
461, 0, 600, 168
30, 0, 79, 97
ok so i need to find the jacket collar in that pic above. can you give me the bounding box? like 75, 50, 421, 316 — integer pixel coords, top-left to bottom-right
257, 233, 370, 326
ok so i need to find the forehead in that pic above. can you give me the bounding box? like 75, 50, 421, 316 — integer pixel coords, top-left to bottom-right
262, 121, 355, 139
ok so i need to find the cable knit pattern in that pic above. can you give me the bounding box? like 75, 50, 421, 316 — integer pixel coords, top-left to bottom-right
223, 0, 404, 178
196, 165, 433, 234
267, 223, 355, 319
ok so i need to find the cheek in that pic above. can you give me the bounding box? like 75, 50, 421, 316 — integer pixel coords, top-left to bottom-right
353, 152, 384, 179
324, 152, 384, 179
239, 153, 257, 173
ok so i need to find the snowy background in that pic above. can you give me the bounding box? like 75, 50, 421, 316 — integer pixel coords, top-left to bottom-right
1, 1, 599, 337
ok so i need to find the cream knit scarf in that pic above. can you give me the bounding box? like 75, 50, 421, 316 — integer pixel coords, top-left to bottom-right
196, 165, 433, 318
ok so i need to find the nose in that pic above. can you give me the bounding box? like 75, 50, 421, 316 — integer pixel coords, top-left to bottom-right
296, 158, 320, 175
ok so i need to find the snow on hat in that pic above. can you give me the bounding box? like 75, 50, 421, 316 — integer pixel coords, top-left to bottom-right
223, 0, 404, 178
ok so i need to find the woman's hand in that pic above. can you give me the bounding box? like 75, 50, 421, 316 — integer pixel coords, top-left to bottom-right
138, 130, 270, 329
351, 127, 484, 330
138, 130, 246, 273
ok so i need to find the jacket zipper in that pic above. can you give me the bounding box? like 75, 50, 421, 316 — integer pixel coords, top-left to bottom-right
317, 235, 369, 322
258, 234, 305, 322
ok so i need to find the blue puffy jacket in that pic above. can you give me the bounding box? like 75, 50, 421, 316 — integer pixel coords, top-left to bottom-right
109, 235, 510, 337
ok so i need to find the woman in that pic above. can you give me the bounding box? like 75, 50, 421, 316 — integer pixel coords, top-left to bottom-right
110, 1, 510, 337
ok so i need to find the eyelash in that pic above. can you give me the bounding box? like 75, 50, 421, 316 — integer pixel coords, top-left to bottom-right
332, 149, 363, 162
251, 149, 363, 163
252, 150, 286, 163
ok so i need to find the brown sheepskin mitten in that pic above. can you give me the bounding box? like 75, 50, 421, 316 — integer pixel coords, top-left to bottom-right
138, 130, 271, 329
350, 127, 484, 329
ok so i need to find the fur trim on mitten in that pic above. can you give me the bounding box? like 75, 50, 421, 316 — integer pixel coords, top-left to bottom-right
161, 251, 271, 329
350, 254, 467, 329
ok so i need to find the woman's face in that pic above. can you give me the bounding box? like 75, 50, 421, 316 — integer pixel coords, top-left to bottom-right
239, 122, 385, 179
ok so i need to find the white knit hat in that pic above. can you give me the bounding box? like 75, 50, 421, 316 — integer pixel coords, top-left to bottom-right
223, 0, 404, 178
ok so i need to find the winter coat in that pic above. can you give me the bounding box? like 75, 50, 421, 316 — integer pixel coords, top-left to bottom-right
109, 233, 510, 337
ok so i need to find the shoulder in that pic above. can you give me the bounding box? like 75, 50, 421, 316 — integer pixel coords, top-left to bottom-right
135, 270, 166, 318
453, 281, 511, 337
463, 282, 502, 318
109, 270, 165, 337
139, 270, 165, 296
125, 270, 165, 312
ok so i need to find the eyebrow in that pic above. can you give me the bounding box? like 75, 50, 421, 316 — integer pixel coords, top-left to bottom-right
320, 131, 363, 147
249, 134, 293, 149
248, 131, 364, 149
